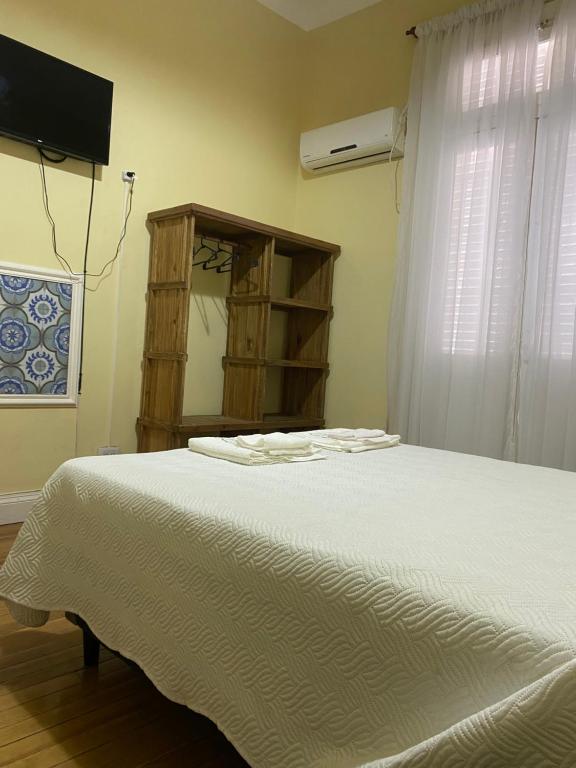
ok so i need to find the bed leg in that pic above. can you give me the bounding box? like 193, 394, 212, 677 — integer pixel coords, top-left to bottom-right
82, 624, 101, 668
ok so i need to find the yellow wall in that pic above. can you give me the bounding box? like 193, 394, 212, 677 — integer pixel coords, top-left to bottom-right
0, 0, 467, 493
0, 0, 307, 492
295, 0, 466, 429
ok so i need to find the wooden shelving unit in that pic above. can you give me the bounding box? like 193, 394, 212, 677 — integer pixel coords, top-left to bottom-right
137, 203, 339, 452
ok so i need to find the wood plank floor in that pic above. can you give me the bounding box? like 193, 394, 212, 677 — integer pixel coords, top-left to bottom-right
0, 524, 250, 767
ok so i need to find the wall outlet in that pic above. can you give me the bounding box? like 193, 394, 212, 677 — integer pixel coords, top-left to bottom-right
121, 170, 137, 182
97, 446, 121, 456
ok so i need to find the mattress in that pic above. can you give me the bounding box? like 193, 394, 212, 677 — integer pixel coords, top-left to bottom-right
0, 445, 575, 767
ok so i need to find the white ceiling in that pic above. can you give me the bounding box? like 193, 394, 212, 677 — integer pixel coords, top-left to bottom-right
256, 0, 382, 31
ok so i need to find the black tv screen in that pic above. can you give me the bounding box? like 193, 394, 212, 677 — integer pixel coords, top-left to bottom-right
0, 34, 113, 165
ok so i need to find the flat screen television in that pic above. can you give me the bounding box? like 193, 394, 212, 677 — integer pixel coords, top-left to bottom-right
0, 34, 113, 165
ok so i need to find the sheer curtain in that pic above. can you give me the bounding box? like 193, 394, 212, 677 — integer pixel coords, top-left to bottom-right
388, 0, 543, 460
517, 0, 576, 469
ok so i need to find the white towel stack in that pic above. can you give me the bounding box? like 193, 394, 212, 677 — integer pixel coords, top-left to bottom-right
188, 433, 324, 466
307, 428, 401, 453
235, 432, 313, 456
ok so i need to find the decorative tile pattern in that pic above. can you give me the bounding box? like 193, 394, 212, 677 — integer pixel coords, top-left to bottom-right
0, 273, 72, 396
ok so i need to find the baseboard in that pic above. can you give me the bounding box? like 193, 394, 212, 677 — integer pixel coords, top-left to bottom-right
0, 491, 41, 524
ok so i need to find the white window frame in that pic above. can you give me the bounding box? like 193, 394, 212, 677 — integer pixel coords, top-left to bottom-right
0, 262, 84, 407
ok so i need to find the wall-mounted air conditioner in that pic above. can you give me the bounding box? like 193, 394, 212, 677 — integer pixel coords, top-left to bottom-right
300, 107, 404, 174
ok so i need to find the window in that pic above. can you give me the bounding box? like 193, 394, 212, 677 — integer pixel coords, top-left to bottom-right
442, 31, 564, 358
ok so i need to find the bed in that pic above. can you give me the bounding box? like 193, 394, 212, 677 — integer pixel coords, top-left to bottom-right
0, 445, 575, 767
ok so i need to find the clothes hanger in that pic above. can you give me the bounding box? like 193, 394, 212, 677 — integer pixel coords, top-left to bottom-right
193, 237, 220, 270
215, 250, 233, 273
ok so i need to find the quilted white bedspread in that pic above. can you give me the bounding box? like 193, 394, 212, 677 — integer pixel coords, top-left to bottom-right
1, 446, 575, 767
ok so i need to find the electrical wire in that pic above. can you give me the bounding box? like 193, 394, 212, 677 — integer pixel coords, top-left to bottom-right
37, 150, 75, 274
78, 161, 96, 394
394, 157, 401, 215
84, 162, 96, 269
37, 150, 137, 451
38, 147, 68, 164
38, 148, 135, 287
388, 105, 408, 214
84, 178, 135, 282
103, 179, 132, 446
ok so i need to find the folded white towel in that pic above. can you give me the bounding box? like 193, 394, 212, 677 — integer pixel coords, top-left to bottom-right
318, 436, 401, 453
312, 428, 387, 441
265, 447, 317, 457
188, 437, 279, 465
307, 429, 401, 453
188, 437, 324, 465
236, 432, 312, 453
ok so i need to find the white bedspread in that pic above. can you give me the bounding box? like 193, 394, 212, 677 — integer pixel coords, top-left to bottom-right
1, 446, 575, 767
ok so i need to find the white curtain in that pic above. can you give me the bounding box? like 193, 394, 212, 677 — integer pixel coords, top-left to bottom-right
517, 0, 576, 470
388, 0, 576, 469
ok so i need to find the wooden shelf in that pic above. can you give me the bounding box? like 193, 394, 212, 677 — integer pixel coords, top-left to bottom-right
138, 203, 338, 452
175, 414, 324, 435
147, 202, 340, 256
148, 281, 187, 291
263, 414, 324, 429
178, 415, 260, 435
271, 298, 331, 313
225, 295, 269, 305
226, 296, 331, 313
266, 359, 328, 369
223, 357, 329, 370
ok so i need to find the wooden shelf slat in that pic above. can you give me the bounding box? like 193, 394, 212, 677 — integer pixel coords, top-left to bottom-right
226, 296, 331, 313
271, 298, 331, 312
225, 295, 269, 305
147, 202, 340, 255
138, 417, 178, 432
222, 357, 328, 370
222, 357, 267, 366
140, 415, 324, 434
148, 281, 188, 291
145, 352, 188, 361
266, 359, 329, 370
181, 415, 256, 428
177, 414, 324, 435
262, 414, 324, 427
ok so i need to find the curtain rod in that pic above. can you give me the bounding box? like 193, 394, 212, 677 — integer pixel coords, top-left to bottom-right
405, 0, 556, 39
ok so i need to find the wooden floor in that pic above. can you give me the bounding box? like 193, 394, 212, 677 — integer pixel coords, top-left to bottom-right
0, 524, 249, 767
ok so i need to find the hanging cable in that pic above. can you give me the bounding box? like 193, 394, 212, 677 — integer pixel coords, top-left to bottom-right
103, 177, 132, 446
388, 105, 408, 214
84, 177, 135, 281
78, 161, 96, 394
37, 149, 75, 274
38, 147, 68, 164
36, 151, 138, 400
